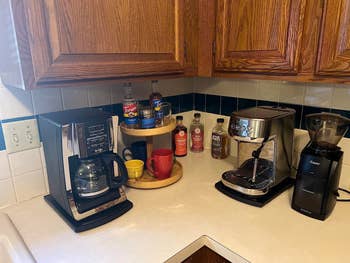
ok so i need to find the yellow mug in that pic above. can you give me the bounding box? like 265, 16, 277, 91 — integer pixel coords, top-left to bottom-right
125, 160, 144, 179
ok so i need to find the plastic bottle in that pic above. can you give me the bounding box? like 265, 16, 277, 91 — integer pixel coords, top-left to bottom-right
173, 116, 188, 157
149, 80, 163, 127
122, 83, 138, 128
211, 118, 229, 159
190, 113, 204, 152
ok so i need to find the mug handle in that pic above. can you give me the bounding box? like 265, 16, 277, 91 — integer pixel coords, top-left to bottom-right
146, 157, 156, 177
122, 147, 133, 161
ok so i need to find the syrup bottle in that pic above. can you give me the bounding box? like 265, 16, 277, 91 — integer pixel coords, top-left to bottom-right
211, 118, 229, 159
190, 113, 204, 152
149, 80, 163, 127
122, 83, 138, 129
173, 116, 187, 157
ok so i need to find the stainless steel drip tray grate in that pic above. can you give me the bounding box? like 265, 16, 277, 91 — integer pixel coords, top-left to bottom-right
222, 158, 274, 190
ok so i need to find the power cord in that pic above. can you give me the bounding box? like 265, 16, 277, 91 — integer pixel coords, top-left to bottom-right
337, 188, 350, 202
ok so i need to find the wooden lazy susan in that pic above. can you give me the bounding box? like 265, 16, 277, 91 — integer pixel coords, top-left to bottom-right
127, 161, 182, 189
120, 118, 183, 189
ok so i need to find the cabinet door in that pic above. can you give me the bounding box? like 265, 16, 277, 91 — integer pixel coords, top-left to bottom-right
22, 0, 184, 85
214, 0, 305, 74
317, 0, 350, 76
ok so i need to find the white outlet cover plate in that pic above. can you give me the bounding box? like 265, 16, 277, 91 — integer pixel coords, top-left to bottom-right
2, 118, 41, 153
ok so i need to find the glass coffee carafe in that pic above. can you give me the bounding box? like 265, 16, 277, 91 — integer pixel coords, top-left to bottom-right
74, 158, 110, 198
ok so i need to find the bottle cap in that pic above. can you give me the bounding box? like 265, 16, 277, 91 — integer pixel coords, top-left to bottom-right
176, 116, 183, 120
194, 113, 201, 118
217, 118, 224, 123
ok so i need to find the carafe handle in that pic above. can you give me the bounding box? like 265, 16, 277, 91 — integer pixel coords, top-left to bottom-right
105, 153, 128, 188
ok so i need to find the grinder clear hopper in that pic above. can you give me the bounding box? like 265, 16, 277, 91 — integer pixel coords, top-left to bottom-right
306, 113, 350, 150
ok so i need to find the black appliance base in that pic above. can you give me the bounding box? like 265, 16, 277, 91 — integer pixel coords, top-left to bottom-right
291, 203, 329, 221
44, 195, 133, 232
215, 177, 295, 207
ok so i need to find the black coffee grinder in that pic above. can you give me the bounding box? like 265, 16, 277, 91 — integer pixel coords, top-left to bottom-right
292, 113, 350, 220
39, 108, 133, 232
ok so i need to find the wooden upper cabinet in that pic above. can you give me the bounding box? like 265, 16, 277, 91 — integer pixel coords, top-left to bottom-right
21, 0, 185, 85
214, 0, 306, 74
316, 0, 350, 76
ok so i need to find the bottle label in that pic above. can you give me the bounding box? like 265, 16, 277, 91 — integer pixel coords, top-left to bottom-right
141, 117, 155, 129
191, 128, 204, 151
211, 133, 222, 156
123, 103, 138, 125
152, 99, 162, 111
175, 131, 187, 156
123, 103, 138, 118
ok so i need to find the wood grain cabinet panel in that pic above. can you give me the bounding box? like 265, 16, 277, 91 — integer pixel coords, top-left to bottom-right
21, 0, 185, 85
317, 0, 350, 76
214, 0, 306, 74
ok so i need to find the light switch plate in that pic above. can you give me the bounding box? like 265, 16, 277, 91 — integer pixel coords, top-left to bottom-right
2, 119, 41, 153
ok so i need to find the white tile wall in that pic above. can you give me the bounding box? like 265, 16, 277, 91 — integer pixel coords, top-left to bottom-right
194, 78, 237, 97
0, 84, 33, 120
279, 81, 305, 105
236, 79, 259, 99
195, 78, 350, 110
0, 179, 16, 208
61, 86, 89, 110
0, 150, 11, 180
132, 81, 152, 101
31, 88, 63, 115
12, 169, 46, 202
332, 84, 350, 110
111, 83, 125, 104
88, 85, 111, 107
304, 83, 334, 108
158, 78, 193, 96
256, 80, 280, 102
0, 145, 49, 208
8, 148, 42, 176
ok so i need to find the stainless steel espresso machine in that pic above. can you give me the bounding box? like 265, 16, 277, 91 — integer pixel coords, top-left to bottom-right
39, 108, 133, 232
216, 106, 295, 207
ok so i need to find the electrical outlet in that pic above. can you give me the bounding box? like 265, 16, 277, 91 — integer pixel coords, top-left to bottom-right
2, 119, 41, 153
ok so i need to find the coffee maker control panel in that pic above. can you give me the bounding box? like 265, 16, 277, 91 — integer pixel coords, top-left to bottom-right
74, 121, 111, 158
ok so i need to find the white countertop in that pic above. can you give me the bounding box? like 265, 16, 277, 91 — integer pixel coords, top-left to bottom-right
4, 151, 350, 263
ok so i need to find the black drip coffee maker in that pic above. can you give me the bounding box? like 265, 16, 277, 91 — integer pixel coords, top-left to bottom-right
292, 113, 350, 220
39, 108, 133, 232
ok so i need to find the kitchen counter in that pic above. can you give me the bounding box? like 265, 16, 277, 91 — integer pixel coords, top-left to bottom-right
4, 151, 350, 263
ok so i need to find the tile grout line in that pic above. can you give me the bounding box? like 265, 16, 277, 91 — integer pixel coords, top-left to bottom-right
6, 150, 19, 204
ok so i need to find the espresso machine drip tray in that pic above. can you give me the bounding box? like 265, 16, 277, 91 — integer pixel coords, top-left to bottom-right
215, 178, 294, 207
222, 158, 274, 192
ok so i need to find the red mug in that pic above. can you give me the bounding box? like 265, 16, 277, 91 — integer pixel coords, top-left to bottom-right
146, 149, 173, 180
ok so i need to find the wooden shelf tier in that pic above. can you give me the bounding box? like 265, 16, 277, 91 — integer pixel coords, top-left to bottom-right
120, 118, 176, 137
126, 161, 183, 189
120, 118, 177, 159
